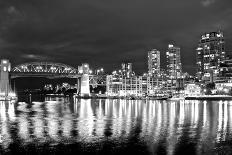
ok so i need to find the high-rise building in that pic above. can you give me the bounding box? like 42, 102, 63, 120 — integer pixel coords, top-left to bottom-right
218, 54, 232, 80
196, 31, 225, 79
148, 49, 160, 77
121, 62, 133, 78
166, 44, 182, 79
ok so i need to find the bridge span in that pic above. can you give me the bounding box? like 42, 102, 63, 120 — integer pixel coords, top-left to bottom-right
0, 60, 106, 98
10, 72, 81, 79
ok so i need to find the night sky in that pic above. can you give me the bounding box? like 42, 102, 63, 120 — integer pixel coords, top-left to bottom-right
0, 0, 232, 75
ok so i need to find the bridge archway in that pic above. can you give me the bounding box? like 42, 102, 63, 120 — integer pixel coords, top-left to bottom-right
12, 62, 78, 74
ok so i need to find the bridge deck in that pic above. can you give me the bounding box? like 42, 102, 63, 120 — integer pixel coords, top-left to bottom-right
10, 72, 81, 79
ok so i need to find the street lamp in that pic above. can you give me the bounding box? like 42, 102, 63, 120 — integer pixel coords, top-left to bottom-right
97, 69, 100, 75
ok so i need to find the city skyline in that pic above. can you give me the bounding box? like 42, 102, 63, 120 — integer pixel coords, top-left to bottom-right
1, 1, 232, 155
0, 0, 232, 75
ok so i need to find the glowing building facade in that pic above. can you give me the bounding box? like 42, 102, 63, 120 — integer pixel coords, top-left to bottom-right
166, 44, 182, 79
196, 31, 225, 80
148, 49, 160, 77
106, 75, 166, 97
121, 62, 133, 78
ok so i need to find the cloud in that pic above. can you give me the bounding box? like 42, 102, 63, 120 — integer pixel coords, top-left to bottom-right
21, 54, 47, 61
7, 6, 18, 14
201, 0, 216, 7
0, 6, 25, 32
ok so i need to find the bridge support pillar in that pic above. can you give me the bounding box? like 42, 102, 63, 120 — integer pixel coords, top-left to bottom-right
0, 59, 11, 97
80, 74, 90, 97
79, 63, 90, 97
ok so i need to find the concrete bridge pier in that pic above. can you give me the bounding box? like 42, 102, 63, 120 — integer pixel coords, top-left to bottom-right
78, 63, 90, 97
0, 59, 11, 97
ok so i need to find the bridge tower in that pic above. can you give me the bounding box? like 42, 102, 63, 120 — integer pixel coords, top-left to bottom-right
0, 59, 11, 96
79, 63, 90, 97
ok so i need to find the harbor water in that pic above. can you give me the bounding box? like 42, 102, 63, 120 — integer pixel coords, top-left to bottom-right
0, 96, 232, 154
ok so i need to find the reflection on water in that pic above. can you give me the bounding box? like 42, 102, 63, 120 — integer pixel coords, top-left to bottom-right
1, 97, 232, 154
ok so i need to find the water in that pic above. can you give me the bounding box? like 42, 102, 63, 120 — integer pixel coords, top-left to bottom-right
0, 96, 232, 155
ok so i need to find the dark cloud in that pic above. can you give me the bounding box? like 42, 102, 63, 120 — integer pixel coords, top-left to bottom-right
21, 54, 47, 60
201, 0, 216, 7
0, 0, 232, 74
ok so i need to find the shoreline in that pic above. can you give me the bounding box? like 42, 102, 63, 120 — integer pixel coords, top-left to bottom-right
185, 95, 232, 100
13, 93, 232, 101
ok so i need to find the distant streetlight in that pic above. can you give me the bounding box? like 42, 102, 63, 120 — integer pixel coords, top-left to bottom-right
96, 69, 100, 75
79, 69, 83, 74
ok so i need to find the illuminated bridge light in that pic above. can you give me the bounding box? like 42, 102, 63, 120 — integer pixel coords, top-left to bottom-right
64, 68, 71, 70
50, 66, 56, 70
36, 66, 42, 70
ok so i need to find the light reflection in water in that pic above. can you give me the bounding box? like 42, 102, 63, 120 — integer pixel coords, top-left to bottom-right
0, 101, 13, 149
46, 101, 59, 140
0, 98, 232, 154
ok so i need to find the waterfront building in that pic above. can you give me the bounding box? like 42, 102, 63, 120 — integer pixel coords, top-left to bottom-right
106, 75, 166, 97
196, 31, 225, 80
166, 44, 182, 79
215, 82, 232, 95
184, 83, 201, 97
121, 62, 134, 78
218, 55, 232, 82
148, 49, 160, 77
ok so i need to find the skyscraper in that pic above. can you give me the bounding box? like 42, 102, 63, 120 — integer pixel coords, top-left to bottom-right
166, 44, 182, 79
148, 49, 160, 77
196, 31, 225, 80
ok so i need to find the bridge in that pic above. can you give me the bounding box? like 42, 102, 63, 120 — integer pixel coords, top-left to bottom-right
0, 59, 106, 98
11, 62, 80, 78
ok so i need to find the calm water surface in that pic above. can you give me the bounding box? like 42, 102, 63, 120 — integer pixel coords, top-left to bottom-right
0, 96, 232, 155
